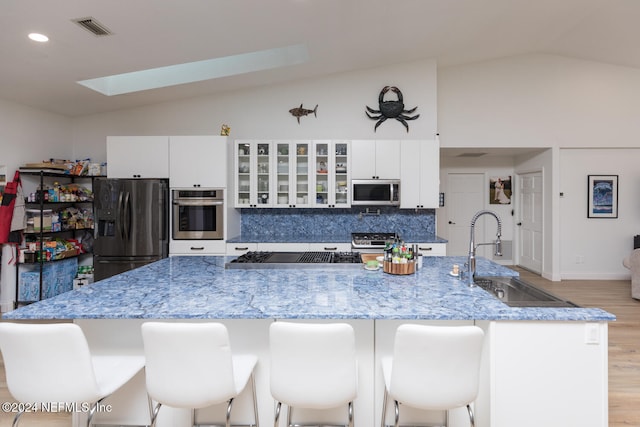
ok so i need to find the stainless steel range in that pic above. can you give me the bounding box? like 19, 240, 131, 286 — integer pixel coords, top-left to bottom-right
351, 232, 399, 252
225, 251, 363, 269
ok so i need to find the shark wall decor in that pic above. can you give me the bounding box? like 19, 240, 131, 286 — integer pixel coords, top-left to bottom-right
289, 104, 318, 123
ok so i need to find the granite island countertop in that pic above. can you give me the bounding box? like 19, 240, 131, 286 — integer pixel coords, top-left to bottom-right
226, 232, 447, 244
3, 256, 614, 321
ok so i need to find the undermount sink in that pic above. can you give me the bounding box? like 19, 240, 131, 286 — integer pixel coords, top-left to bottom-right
474, 276, 579, 308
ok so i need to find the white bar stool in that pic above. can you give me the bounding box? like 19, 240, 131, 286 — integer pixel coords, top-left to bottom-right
141, 322, 259, 427
0, 322, 145, 427
381, 324, 485, 427
269, 321, 358, 427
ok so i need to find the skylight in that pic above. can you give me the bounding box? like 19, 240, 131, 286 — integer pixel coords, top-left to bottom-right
77, 44, 309, 96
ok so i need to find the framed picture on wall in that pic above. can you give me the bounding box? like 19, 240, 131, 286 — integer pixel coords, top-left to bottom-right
489, 176, 511, 205
587, 175, 618, 218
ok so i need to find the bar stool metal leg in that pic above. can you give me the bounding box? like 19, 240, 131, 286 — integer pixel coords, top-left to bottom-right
274, 401, 282, 427
380, 389, 389, 427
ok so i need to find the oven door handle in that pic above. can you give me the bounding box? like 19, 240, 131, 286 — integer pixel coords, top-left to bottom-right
172, 200, 224, 206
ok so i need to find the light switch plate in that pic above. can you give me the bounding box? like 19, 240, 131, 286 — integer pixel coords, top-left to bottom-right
585, 323, 600, 344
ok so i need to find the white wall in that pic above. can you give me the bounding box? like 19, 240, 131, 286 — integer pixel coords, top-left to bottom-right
71, 59, 438, 161
0, 99, 71, 175
0, 99, 71, 311
438, 53, 640, 280
438, 53, 640, 149
559, 148, 640, 279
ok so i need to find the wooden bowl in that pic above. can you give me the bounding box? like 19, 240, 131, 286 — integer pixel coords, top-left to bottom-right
383, 261, 415, 275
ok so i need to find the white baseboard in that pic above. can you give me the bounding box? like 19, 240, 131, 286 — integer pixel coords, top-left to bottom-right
0, 301, 14, 313
560, 272, 630, 281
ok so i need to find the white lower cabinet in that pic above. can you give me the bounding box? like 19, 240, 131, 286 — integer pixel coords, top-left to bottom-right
225, 243, 258, 256
411, 242, 447, 256
256, 243, 309, 252
476, 321, 608, 427
170, 240, 225, 255
308, 243, 352, 252
226, 242, 351, 255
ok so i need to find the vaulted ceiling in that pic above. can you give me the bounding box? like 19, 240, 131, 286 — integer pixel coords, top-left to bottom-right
1, 0, 636, 117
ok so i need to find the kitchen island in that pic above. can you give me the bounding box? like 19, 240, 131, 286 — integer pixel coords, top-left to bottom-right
3, 256, 614, 427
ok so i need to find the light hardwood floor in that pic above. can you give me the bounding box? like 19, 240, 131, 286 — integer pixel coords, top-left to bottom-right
0, 270, 638, 426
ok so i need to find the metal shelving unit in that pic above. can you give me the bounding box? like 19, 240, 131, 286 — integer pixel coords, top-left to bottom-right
14, 170, 100, 307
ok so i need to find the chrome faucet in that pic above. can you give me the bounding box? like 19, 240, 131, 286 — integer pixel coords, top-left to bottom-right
467, 210, 502, 286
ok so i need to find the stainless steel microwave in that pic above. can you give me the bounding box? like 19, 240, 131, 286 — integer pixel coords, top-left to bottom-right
351, 180, 400, 206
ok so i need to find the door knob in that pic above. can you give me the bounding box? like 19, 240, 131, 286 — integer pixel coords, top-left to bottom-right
448, 221, 456, 224
517, 222, 522, 226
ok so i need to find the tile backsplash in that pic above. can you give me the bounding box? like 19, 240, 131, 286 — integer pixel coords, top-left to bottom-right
240, 207, 436, 238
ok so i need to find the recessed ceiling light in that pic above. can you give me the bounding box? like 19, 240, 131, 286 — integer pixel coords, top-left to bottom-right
77, 44, 309, 96
28, 33, 49, 42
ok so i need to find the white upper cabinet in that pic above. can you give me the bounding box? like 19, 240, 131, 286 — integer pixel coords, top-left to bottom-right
169, 136, 227, 188
311, 140, 350, 208
234, 139, 350, 209
351, 140, 401, 180
234, 140, 274, 208
400, 139, 440, 209
274, 141, 312, 208
107, 136, 169, 178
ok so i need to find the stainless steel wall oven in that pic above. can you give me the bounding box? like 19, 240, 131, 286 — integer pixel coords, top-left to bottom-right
172, 189, 224, 240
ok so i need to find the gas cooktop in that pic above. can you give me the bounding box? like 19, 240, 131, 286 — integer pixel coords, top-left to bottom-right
225, 251, 363, 269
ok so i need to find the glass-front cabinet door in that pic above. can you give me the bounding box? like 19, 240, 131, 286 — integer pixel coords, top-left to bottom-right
235, 140, 273, 207
313, 141, 330, 207
274, 141, 310, 207
275, 142, 291, 207
255, 142, 272, 206
235, 141, 253, 207
235, 139, 348, 208
311, 140, 350, 208
332, 140, 350, 207
293, 141, 310, 207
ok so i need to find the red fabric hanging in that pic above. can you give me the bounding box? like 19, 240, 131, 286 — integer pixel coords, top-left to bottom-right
0, 171, 21, 244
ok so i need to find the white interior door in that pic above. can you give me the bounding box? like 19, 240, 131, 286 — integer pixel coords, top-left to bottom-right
446, 173, 485, 256
517, 172, 543, 273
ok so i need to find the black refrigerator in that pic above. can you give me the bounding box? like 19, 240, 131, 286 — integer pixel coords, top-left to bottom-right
93, 178, 169, 281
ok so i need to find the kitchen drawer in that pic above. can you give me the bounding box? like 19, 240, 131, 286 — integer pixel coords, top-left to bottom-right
226, 243, 259, 256
308, 243, 352, 252
170, 240, 226, 255
412, 243, 447, 257
257, 243, 310, 252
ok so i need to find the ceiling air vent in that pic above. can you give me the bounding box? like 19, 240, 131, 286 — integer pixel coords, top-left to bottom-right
72, 17, 112, 36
